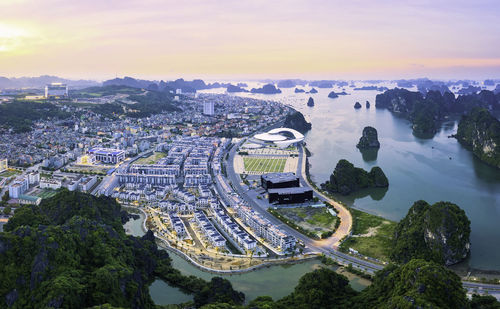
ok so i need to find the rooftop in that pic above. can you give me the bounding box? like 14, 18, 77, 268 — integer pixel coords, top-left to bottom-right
268, 187, 313, 195
261, 172, 298, 183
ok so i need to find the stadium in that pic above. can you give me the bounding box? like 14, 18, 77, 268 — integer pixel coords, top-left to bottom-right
253, 128, 305, 148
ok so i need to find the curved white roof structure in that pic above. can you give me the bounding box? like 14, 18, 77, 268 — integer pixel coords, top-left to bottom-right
254, 128, 304, 148
254, 132, 287, 142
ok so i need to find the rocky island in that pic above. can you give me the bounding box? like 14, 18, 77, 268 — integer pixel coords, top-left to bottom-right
455, 108, 500, 168
375, 88, 500, 136
307, 97, 315, 107
226, 84, 248, 93
322, 159, 388, 195
353, 86, 388, 91
391, 200, 471, 266
283, 111, 312, 133
309, 88, 318, 93
0, 166, 491, 309
294, 87, 305, 93
365, 101, 370, 108
250, 84, 282, 94
277, 80, 296, 88
354, 102, 362, 109
328, 91, 339, 98
357, 126, 380, 149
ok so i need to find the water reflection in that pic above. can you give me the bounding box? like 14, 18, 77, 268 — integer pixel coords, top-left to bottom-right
359, 148, 378, 162
412, 131, 436, 140
338, 187, 389, 203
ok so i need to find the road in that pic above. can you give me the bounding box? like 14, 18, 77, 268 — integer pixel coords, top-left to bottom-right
222, 138, 500, 298
296, 144, 353, 249
92, 150, 153, 195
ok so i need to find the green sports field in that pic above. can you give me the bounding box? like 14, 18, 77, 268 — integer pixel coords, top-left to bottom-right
243, 157, 286, 173
37, 189, 59, 199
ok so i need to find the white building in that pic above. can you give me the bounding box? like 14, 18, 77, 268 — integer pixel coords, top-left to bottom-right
79, 176, 97, 192
203, 101, 214, 116
88, 148, 125, 164
194, 210, 226, 248
212, 208, 256, 250
40, 178, 62, 190
175, 88, 182, 94
45, 83, 68, 98
237, 205, 296, 251
0, 159, 7, 173
28, 172, 40, 185
18, 195, 42, 206
8, 177, 29, 199
168, 213, 187, 238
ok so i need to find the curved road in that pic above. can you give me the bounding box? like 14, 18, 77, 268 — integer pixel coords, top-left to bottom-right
223, 139, 500, 297
296, 145, 352, 249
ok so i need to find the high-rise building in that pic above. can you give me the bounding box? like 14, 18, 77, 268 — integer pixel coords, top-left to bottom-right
203, 101, 214, 115
45, 83, 68, 98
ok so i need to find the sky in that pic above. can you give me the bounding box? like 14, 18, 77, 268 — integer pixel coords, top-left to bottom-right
0, 0, 499, 81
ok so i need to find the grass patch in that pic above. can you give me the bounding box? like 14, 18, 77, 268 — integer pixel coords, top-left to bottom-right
268, 208, 320, 240
350, 208, 387, 235
37, 189, 59, 199
340, 208, 397, 262
0, 169, 22, 178
273, 206, 338, 238
135, 152, 167, 165
243, 157, 286, 173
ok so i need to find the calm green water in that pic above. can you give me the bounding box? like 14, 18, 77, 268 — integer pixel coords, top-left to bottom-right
124, 214, 367, 305
220, 84, 500, 271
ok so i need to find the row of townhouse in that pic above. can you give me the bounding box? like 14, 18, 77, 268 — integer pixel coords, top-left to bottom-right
189, 147, 213, 159
111, 191, 141, 201
173, 189, 196, 203
212, 208, 257, 250
236, 205, 296, 251
129, 164, 181, 176
185, 174, 211, 187
117, 173, 176, 186
198, 185, 211, 198
193, 210, 226, 248
158, 201, 196, 214
167, 212, 187, 238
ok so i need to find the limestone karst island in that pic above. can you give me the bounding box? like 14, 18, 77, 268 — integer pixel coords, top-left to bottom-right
0, 1, 499, 308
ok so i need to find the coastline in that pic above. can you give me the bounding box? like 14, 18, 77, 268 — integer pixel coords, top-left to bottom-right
128, 205, 322, 275
123, 110, 500, 285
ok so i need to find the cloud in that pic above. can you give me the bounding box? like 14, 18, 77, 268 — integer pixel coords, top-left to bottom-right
0, 0, 499, 78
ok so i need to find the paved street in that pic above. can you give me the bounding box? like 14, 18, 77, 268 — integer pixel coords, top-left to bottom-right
222, 138, 500, 298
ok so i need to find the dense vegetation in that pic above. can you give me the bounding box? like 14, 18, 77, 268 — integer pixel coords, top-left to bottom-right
375, 88, 500, 135
0, 190, 496, 308
0, 190, 242, 308
90, 103, 125, 119
354, 259, 469, 308
391, 200, 471, 266
356, 126, 380, 149
455, 108, 500, 168
200, 260, 494, 309
71, 85, 143, 98
0, 101, 70, 132
126, 91, 181, 118
322, 159, 388, 195
283, 111, 311, 133
339, 208, 396, 261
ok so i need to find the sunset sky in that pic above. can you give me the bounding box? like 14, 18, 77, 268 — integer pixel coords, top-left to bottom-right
0, 0, 499, 80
